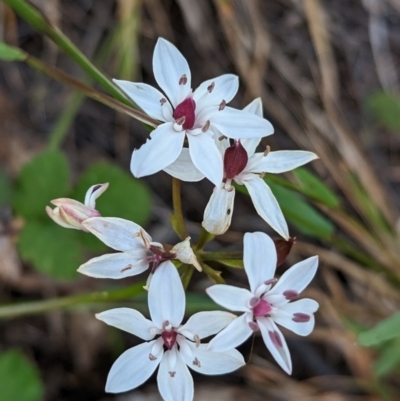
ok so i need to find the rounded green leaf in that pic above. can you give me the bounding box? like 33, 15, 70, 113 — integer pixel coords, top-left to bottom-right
72, 162, 152, 225
13, 150, 70, 219
0, 349, 43, 401
19, 221, 82, 280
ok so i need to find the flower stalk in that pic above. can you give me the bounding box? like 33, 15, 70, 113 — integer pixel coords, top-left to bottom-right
171, 177, 189, 240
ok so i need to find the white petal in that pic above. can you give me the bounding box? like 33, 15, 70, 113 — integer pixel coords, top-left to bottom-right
257, 317, 292, 374
131, 123, 185, 178
243, 97, 263, 117
148, 261, 185, 328
157, 351, 193, 401
179, 311, 237, 340
153, 38, 191, 107
212, 107, 273, 139
268, 256, 318, 297
273, 299, 319, 336
113, 80, 172, 121
180, 342, 245, 375
105, 341, 162, 393
187, 131, 223, 186
206, 285, 253, 312
207, 313, 253, 352
241, 138, 261, 158
82, 217, 148, 251
193, 74, 239, 107
202, 185, 235, 235
247, 151, 319, 174
171, 237, 202, 272
96, 308, 156, 340
163, 148, 204, 182
84, 183, 109, 208
77, 251, 148, 279
244, 232, 277, 293
243, 176, 289, 240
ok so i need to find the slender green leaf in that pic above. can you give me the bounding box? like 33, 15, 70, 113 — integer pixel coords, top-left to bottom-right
358, 312, 400, 347
0, 349, 43, 401
374, 337, 400, 377
19, 221, 82, 280
289, 168, 340, 207
0, 41, 26, 61
13, 150, 69, 219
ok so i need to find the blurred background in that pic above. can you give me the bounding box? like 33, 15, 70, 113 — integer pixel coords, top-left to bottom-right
1, 0, 400, 400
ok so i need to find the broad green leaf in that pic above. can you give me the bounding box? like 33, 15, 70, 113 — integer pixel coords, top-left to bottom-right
19, 221, 82, 280
358, 312, 400, 347
0, 349, 43, 401
367, 91, 400, 131
0, 42, 26, 61
72, 162, 152, 225
13, 150, 70, 219
374, 337, 400, 377
0, 169, 12, 206
290, 168, 340, 208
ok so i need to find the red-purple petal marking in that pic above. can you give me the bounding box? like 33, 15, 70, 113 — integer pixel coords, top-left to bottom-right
224, 140, 248, 179
283, 290, 299, 300
252, 299, 273, 317
264, 278, 278, 286
268, 330, 283, 348
292, 313, 311, 323
248, 321, 259, 332
173, 97, 196, 130
161, 330, 178, 350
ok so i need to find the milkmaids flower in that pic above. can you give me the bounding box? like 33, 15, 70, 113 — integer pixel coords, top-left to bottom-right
202, 98, 318, 239
46, 183, 109, 231
113, 38, 273, 186
97, 261, 245, 400
78, 217, 201, 279
206, 232, 319, 374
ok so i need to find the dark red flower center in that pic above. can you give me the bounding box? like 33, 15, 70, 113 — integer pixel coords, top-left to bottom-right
252, 298, 273, 317
161, 330, 177, 350
147, 246, 176, 273
223, 140, 248, 179
173, 97, 196, 130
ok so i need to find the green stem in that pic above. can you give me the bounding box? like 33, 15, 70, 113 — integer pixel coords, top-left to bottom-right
195, 227, 215, 250
3, 0, 130, 105
24, 54, 159, 127
171, 177, 188, 240
198, 250, 243, 261
0, 282, 145, 320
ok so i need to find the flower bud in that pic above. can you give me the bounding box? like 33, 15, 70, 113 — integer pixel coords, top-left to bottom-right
171, 237, 202, 271
46, 183, 109, 231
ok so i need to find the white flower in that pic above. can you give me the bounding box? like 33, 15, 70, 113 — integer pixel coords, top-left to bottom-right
97, 261, 245, 399
201, 98, 318, 239
113, 38, 273, 186
206, 232, 319, 374
77, 217, 201, 279
46, 183, 108, 231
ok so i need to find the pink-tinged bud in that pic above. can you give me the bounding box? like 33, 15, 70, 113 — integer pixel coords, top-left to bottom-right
173, 97, 196, 130
283, 290, 299, 300
292, 313, 311, 323
252, 299, 273, 317
223, 141, 248, 179
46, 183, 108, 231
161, 330, 177, 350
269, 330, 283, 348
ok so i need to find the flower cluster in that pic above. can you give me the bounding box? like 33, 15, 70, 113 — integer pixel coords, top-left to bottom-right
47, 38, 320, 401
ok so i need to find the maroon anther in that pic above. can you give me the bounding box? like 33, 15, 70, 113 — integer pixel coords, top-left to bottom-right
252, 299, 273, 317
269, 330, 283, 348
283, 290, 299, 301
173, 97, 196, 130
223, 140, 248, 179
148, 246, 176, 273
264, 278, 278, 286
292, 313, 311, 323
162, 330, 178, 350
248, 321, 259, 332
